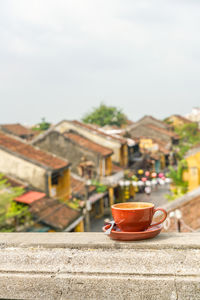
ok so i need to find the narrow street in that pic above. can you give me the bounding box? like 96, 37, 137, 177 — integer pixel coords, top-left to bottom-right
90, 184, 171, 232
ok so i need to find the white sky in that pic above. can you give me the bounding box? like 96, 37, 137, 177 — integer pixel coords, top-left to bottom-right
0, 0, 200, 125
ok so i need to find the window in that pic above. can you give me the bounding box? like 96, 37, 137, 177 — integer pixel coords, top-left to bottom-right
51, 172, 59, 185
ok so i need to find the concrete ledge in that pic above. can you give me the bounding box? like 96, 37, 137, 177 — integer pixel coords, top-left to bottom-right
0, 233, 200, 299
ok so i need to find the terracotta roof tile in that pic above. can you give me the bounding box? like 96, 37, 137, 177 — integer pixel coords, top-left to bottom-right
30, 198, 80, 230
64, 131, 113, 156
0, 132, 69, 170
146, 124, 179, 138
137, 115, 168, 128
71, 175, 96, 197
72, 120, 127, 144
1, 123, 34, 137
152, 138, 170, 154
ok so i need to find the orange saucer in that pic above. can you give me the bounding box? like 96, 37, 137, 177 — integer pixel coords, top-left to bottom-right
103, 224, 162, 241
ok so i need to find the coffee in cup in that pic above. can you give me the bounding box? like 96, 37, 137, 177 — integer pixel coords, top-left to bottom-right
112, 202, 167, 232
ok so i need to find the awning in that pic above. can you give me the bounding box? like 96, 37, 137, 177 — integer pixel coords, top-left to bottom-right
15, 191, 46, 204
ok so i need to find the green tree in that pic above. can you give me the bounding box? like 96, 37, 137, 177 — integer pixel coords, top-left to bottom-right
165, 160, 188, 201
0, 174, 31, 231
174, 123, 200, 159
91, 180, 107, 193
82, 103, 127, 127
32, 118, 51, 132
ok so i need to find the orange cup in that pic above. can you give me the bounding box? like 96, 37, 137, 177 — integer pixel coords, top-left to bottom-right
112, 202, 167, 232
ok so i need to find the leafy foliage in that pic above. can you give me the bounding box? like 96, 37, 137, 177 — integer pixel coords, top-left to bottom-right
91, 180, 107, 193
32, 118, 51, 131
166, 160, 188, 195
165, 189, 186, 201
82, 103, 127, 127
0, 174, 32, 231
174, 123, 200, 159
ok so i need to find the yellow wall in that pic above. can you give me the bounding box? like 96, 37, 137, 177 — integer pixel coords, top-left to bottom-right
119, 144, 128, 167
75, 220, 84, 232
123, 144, 128, 167
48, 168, 71, 200
99, 156, 112, 177
105, 156, 112, 176
139, 138, 154, 150
160, 154, 166, 169
167, 116, 186, 127
109, 187, 114, 207
185, 153, 200, 191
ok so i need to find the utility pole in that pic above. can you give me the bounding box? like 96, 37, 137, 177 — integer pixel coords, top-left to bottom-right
84, 181, 91, 232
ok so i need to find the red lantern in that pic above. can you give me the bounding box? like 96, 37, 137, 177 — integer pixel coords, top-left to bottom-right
145, 171, 150, 177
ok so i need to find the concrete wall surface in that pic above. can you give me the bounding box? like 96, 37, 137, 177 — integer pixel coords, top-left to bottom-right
0, 232, 200, 300
0, 149, 46, 191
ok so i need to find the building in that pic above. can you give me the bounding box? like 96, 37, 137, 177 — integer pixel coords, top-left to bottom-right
0, 132, 71, 200
32, 130, 123, 211
0, 123, 34, 140
184, 144, 200, 191
48, 120, 128, 167
165, 114, 194, 128
128, 123, 179, 145
139, 137, 171, 170
32, 130, 113, 180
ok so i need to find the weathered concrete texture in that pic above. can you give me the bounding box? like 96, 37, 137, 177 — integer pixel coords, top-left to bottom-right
0, 233, 200, 299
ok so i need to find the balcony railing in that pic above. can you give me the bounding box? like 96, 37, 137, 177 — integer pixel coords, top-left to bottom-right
0, 232, 200, 299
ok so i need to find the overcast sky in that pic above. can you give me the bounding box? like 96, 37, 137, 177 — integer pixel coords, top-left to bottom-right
0, 0, 200, 125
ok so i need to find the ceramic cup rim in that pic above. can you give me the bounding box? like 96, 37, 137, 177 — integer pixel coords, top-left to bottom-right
112, 202, 154, 211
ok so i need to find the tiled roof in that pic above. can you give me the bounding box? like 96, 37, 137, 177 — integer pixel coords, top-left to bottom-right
30, 198, 80, 230
72, 120, 127, 144
0, 132, 69, 170
15, 191, 46, 204
146, 124, 179, 138
64, 131, 113, 156
1, 123, 34, 137
71, 175, 96, 198
1, 174, 28, 188
137, 115, 168, 128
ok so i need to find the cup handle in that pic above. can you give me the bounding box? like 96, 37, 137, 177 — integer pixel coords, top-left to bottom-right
149, 208, 167, 228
